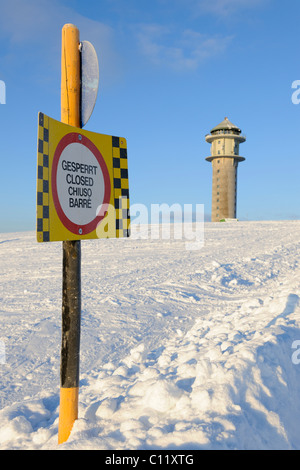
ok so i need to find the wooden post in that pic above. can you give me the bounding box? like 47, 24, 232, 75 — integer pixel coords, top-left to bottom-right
58, 23, 81, 445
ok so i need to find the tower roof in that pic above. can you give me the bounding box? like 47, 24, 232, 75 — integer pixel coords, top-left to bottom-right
210, 117, 241, 134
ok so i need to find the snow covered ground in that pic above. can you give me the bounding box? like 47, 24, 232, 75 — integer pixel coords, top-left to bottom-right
0, 220, 300, 450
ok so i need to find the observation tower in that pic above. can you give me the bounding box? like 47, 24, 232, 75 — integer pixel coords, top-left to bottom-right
205, 117, 246, 222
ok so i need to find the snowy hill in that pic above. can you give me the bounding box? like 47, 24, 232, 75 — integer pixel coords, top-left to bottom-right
0, 221, 300, 450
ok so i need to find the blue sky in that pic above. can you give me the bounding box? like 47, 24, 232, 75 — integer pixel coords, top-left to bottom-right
0, 0, 300, 232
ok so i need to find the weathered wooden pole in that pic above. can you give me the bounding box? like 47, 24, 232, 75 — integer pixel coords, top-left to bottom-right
58, 23, 81, 445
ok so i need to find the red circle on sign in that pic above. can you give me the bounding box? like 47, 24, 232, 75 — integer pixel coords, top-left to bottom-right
51, 132, 111, 235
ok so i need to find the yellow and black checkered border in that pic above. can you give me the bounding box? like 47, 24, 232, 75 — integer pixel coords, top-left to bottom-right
112, 136, 130, 238
36, 112, 50, 242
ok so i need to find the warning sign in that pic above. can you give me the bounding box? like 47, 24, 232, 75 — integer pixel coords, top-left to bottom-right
52, 132, 111, 235
36, 112, 130, 242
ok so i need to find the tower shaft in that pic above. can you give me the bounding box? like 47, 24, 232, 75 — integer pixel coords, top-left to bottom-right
211, 157, 238, 222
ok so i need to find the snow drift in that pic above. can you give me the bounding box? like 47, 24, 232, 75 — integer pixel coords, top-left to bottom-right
0, 221, 300, 449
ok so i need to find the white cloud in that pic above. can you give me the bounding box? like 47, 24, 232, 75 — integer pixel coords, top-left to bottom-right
184, 0, 268, 17
136, 24, 233, 70
0, 0, 121, 87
